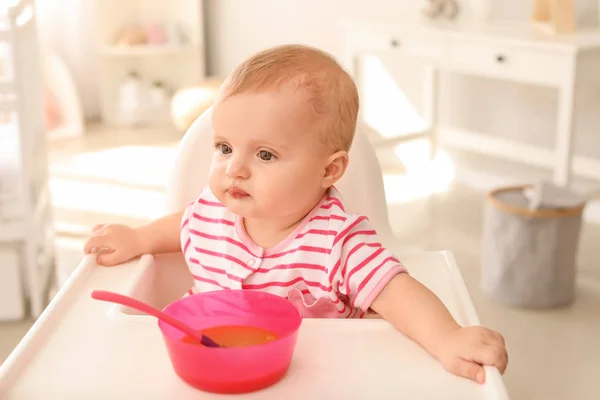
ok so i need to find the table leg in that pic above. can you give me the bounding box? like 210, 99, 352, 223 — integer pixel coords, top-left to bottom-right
422, 66, 440, 239
554, 71, 577, 187
423, 65, 440, 161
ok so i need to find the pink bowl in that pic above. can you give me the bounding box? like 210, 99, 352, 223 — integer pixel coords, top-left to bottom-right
158, 290, 302, 394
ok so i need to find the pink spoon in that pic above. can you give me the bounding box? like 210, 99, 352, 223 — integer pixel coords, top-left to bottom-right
91, 290, 221, 348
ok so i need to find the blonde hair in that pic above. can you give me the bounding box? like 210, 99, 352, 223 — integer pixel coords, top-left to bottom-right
222, 44, 359, 152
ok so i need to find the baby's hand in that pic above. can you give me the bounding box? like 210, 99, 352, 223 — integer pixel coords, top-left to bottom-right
83, 224, 146, 266
437, 326, 508, 384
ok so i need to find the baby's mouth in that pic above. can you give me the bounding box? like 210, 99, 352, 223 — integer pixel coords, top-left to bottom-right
228, 186, 250, 199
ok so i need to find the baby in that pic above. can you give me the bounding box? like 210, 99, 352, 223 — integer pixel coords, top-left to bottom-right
84, 44, 507, 384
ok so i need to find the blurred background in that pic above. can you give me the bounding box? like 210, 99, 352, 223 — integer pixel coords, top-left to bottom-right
1, 1, 599, 398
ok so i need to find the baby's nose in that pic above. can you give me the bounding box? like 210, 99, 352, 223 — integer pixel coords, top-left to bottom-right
226, 156, 250, 179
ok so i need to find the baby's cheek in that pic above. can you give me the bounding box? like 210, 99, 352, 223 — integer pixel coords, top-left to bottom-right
207, 168, 224, 196
259, 179, 295, 211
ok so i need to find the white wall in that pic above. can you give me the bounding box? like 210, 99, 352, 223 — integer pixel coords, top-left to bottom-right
204, 0, 419, 75
203, 0, 600, 161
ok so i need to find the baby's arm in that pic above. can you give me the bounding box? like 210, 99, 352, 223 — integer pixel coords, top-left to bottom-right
83, 211, 184, 266
370, 273, 507, 384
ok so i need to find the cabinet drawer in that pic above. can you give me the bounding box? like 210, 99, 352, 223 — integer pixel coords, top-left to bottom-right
349, 29, 444, 62
446, 41, 571, 86
388, 33, 444, 61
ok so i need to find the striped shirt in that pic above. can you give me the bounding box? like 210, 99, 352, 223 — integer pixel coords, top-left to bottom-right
180, 186, 407, 318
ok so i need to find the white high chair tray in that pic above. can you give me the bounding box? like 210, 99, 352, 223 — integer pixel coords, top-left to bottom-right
0, 251, 509, 399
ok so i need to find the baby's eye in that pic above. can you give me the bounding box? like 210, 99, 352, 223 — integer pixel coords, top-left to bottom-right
218, 144, 232, 155
258, 150, 274, 161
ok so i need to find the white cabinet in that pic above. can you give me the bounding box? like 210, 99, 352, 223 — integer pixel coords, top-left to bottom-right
343, 21, 600, 186
96, 0, 205, 126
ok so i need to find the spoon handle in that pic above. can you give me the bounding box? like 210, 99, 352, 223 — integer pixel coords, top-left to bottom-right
91, 290, 220, 348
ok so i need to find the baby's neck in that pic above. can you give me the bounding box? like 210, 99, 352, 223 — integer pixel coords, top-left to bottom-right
243, 214, 307, 249
243, 189, 329, 249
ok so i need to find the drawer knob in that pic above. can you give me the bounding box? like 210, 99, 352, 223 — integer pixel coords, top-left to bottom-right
390, 38, 400, 48
496, 54, 506, 63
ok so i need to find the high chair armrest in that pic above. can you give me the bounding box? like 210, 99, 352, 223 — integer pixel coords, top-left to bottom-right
393, 250, 508, 399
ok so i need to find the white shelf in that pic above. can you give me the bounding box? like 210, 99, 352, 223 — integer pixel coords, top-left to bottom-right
101, 44, 200, 57
96, 0, 205, 126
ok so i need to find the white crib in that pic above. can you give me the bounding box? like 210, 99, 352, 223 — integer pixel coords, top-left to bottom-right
0, 0, 54, 320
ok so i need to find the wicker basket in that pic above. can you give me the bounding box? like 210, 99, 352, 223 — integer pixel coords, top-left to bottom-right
481, 185, 585, 308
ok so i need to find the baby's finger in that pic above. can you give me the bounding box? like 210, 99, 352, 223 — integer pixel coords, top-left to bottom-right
493, 345, 508, 374
96, 249, 128, 267
92, 224, 108, 233
482, 329, 505, 347
84, 235, 111, 254
447, 358, 485, 384
493, 331, 505, 346
471, 344, 508, 373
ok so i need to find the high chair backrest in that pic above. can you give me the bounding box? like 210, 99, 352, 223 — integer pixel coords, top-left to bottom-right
164, 107, 394, 242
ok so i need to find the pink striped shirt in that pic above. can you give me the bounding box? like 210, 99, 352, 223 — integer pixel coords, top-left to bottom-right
180, 186, 407, 318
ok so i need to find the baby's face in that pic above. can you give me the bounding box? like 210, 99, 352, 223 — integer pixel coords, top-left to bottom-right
209, 89, 331, 222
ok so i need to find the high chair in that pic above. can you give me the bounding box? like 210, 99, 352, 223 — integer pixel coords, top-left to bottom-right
0, 108, 509, 399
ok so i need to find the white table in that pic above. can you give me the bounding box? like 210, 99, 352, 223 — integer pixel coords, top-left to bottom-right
342, 20, 600, 186
0, 251, 508, 399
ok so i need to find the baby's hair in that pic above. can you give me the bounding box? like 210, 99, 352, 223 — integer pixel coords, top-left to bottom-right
222, 44, 359, 152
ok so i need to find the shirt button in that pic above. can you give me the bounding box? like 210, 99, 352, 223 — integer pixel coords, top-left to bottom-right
247, 259, 256, 267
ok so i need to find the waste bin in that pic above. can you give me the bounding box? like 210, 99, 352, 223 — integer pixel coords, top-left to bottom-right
481, 184, 585, 308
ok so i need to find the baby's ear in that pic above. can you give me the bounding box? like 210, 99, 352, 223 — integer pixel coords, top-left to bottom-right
322, 151, 349, 188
